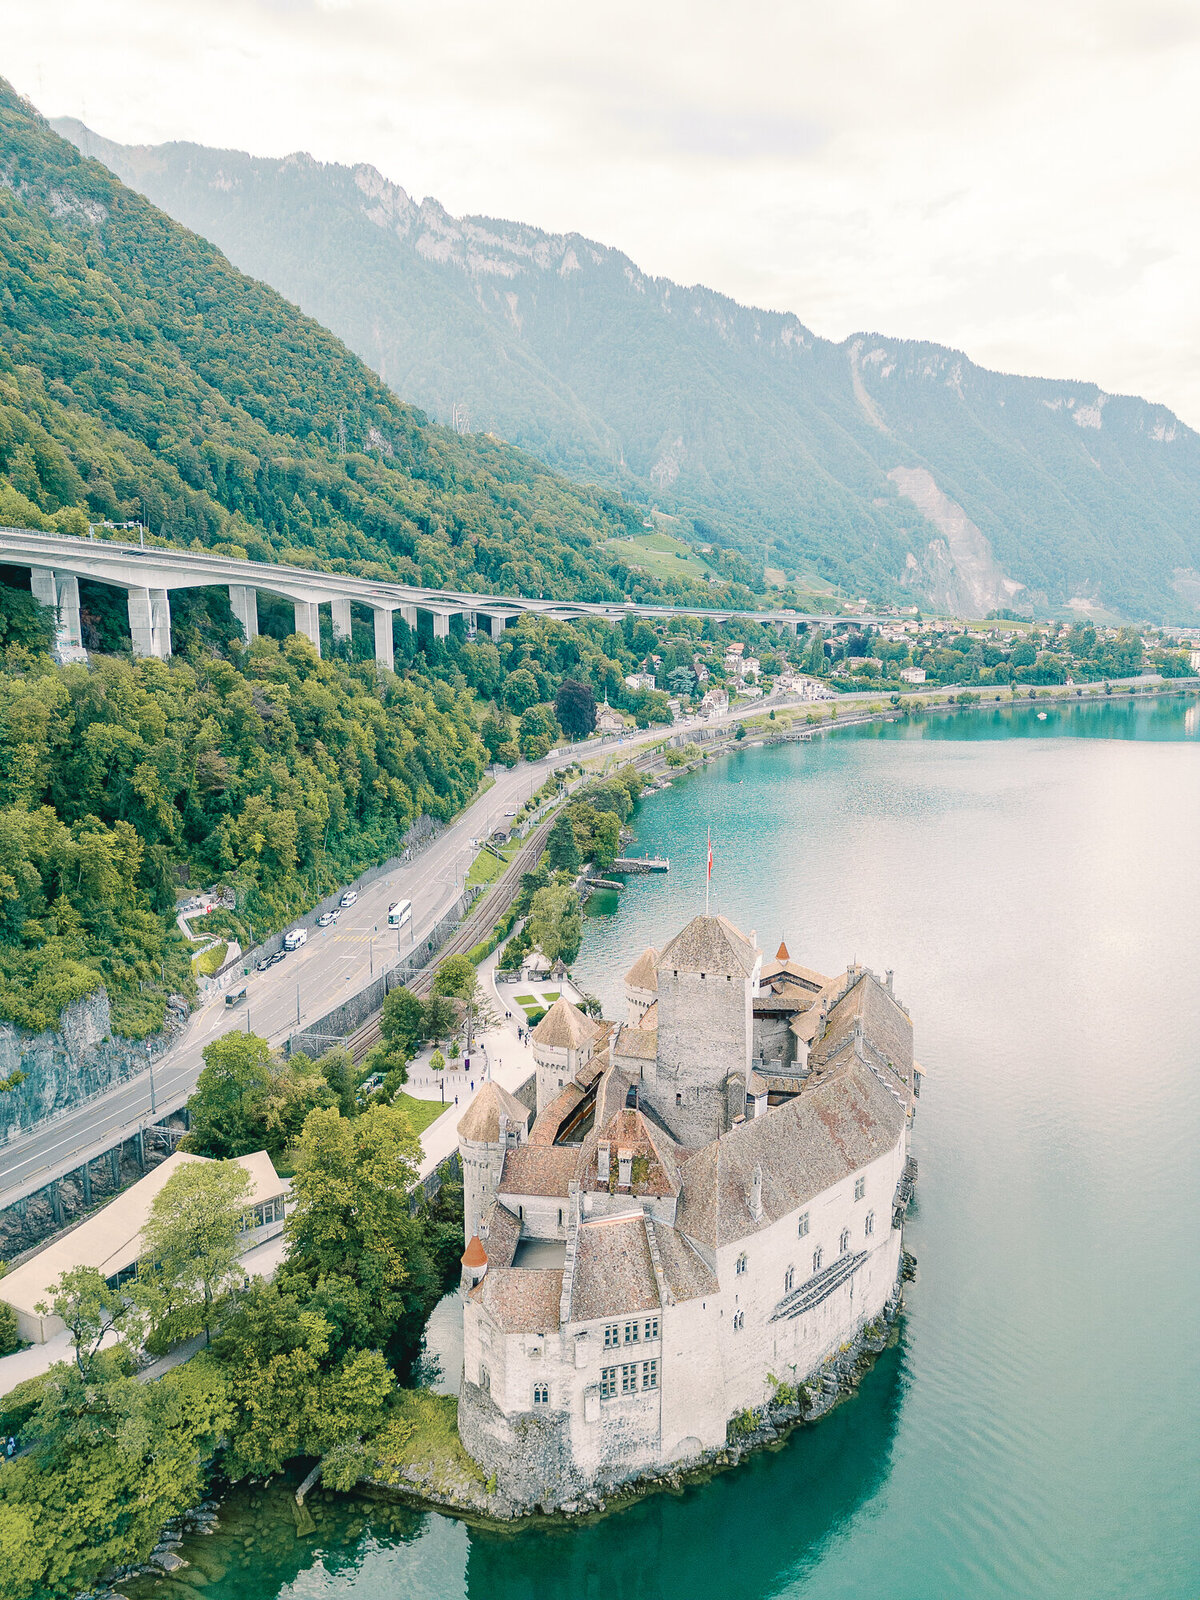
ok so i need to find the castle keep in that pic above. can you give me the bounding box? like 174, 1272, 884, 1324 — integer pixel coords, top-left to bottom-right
455, 914, 921, 1506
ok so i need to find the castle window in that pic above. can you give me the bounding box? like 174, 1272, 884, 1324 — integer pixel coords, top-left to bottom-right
733, 1311, 745, 1332
604, 1323, 619, 1348
518, 1205, 524, 1221
479, 1366, 491, 1393
812, 1248, 823, 1273
785, 1266, 795, 1293
621, 1363, 638, 1394
558, 1208, 563, 1227
533, 1383, 549, 1406
797, 1212, 810, 1238
676, 1092, 683, 1107
854, 1176, 866, 1202
645, 1316, 659, 1340
624, 1321, 641, 1344
735, 1253, 747, 1275
839, 1228, 851, 1254
865, 1211, 875, 1237
642, 1359, 659, 1389
600, 1367, 617, 1398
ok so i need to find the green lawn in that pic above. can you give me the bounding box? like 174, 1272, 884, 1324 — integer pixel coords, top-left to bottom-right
514, 993, 537, 1005
466, 839, 520, 889
604, 530, 714, 582
393, 1092, 448, 1136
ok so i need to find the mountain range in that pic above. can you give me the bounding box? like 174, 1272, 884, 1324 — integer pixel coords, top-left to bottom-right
53, 118, 1200, 623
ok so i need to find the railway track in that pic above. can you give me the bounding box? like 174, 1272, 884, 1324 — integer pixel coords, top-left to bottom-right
343, 815, 556, 1063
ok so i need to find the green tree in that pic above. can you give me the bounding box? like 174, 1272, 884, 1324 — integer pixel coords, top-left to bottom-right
480, 707, 511, 762
545, 809, 581, 872
421, 992, 456, 1043
503, 668, 540, 713
431, 953, 478, 1001
185, 1032, 275, 1158
526, 882, 583, 965
134, 1159, 253, 1345
35, 1266, 134, 1379
381, 984, 424, 1056
517, 703, 560, 759
281, 1105, 433, 1357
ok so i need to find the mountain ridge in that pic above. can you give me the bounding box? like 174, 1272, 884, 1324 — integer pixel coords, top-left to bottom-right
53, 118, 1200, 621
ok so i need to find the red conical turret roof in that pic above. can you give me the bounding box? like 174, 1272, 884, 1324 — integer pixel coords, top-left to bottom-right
462, 1235, 488, 1268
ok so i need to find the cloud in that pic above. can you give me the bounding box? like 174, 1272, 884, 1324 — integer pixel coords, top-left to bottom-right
5, 0, 1200, 423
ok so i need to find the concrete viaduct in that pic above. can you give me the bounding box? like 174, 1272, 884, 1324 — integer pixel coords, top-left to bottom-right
0, 528, 860, 663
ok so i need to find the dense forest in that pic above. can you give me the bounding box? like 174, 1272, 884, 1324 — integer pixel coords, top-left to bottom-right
64, 121, 1200, 620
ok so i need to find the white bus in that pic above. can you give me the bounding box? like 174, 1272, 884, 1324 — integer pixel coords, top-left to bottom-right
387, 899, 412, 930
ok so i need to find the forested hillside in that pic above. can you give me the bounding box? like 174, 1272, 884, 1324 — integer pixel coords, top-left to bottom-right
0, 81, 755, 613
63, 121, 1200, 621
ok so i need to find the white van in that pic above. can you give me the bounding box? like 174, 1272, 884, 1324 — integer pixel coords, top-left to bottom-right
283, 927, 308, 952
387, 899, 412, 930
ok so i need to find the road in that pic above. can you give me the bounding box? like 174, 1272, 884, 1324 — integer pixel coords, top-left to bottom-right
7, 672, 1181, 1209
0, 715, 689, 1207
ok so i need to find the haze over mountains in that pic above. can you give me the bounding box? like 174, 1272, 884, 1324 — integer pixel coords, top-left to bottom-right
53, 119, 1200, 623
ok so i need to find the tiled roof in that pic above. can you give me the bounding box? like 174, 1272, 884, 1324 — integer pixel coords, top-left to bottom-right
652, 1221, 719, 1303
462, 1235, 487, 1267
658, 914, 759, 977
675, 1060, 906, 1249
625, 947, 659, 991
473, 1267, 564, 1334
531, 995, 602, 1051
567, 1213, 661, 1322
480, 1200, 521, 1268
498, 1145, 581, 1199
456, 1080, 530, 1144
810, 970, 914, 1086
612, 1023, 658, 1061
577, 1106, 685, 1199
527, 1081, 586, 1144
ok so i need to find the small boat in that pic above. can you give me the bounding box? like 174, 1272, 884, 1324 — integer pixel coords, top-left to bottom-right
1037, 711, 1047, 720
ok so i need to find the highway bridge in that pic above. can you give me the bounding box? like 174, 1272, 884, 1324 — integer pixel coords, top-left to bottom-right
0, 527, 870, 664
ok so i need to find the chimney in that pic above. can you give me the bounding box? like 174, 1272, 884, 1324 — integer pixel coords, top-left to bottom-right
750, 1164, 763, 1222
618, 1148, 633, 1189
598, 1141, 610, 1183
498, 1111, 508, 1146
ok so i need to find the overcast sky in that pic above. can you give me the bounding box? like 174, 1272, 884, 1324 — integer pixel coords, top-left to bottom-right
5, 0, 1200, 424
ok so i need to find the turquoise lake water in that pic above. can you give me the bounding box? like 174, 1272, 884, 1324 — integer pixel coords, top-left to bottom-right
141, 695, 1200, 1600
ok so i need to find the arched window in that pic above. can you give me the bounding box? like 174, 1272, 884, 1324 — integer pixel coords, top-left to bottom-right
479, 1366, 491, 1393
865, 1211, 875, 1237
839, 1228, 851, 1254
733, 1310, 745, 1332
812, 1247, 823, 1273
784, 1265, 795, 1293
533, 1383, 549, 1406
735, 1253, 747, 1275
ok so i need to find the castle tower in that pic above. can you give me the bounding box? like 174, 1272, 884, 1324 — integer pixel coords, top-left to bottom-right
623, 946, 658, 1025
646, 914, 761, 1146
457, 1081, 529, 1242
530, 995, 601, 1113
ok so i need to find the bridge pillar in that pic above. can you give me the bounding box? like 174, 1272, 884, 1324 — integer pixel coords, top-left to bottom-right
57, 574, 82, 649
128, 586, 172, 658
331, 596, 353, 643
430, 610, 451, 641
30, 566, 57, 612
482, 612, 508, 640
398, 604, 418, 631
293, 600, 322, 655
81, 1161, 92, 1208
229, 583, 259, 644
109, 1146, 120, 1186
372, 606, 395, 671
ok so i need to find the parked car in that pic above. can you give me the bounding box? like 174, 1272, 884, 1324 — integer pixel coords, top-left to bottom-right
316, 910, 337, 928
256, 955, 272, 972
268, 950, 287, 967
339, 890, 358, 909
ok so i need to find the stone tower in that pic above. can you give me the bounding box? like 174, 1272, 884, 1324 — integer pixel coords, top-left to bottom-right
623, 946, 659, 1025
529, 995, 601, 1113
456, 1081, 529, 1242
645, 914, 761, 1146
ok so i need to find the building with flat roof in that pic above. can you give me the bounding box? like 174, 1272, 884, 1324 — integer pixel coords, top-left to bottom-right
0, 1150, 285, 1343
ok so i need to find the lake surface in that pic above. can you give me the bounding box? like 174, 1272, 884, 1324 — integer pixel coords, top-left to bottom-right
145, 695, 1200, 1600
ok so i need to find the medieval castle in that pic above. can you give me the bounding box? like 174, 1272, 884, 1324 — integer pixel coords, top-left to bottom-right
455, 913, 921, 1505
